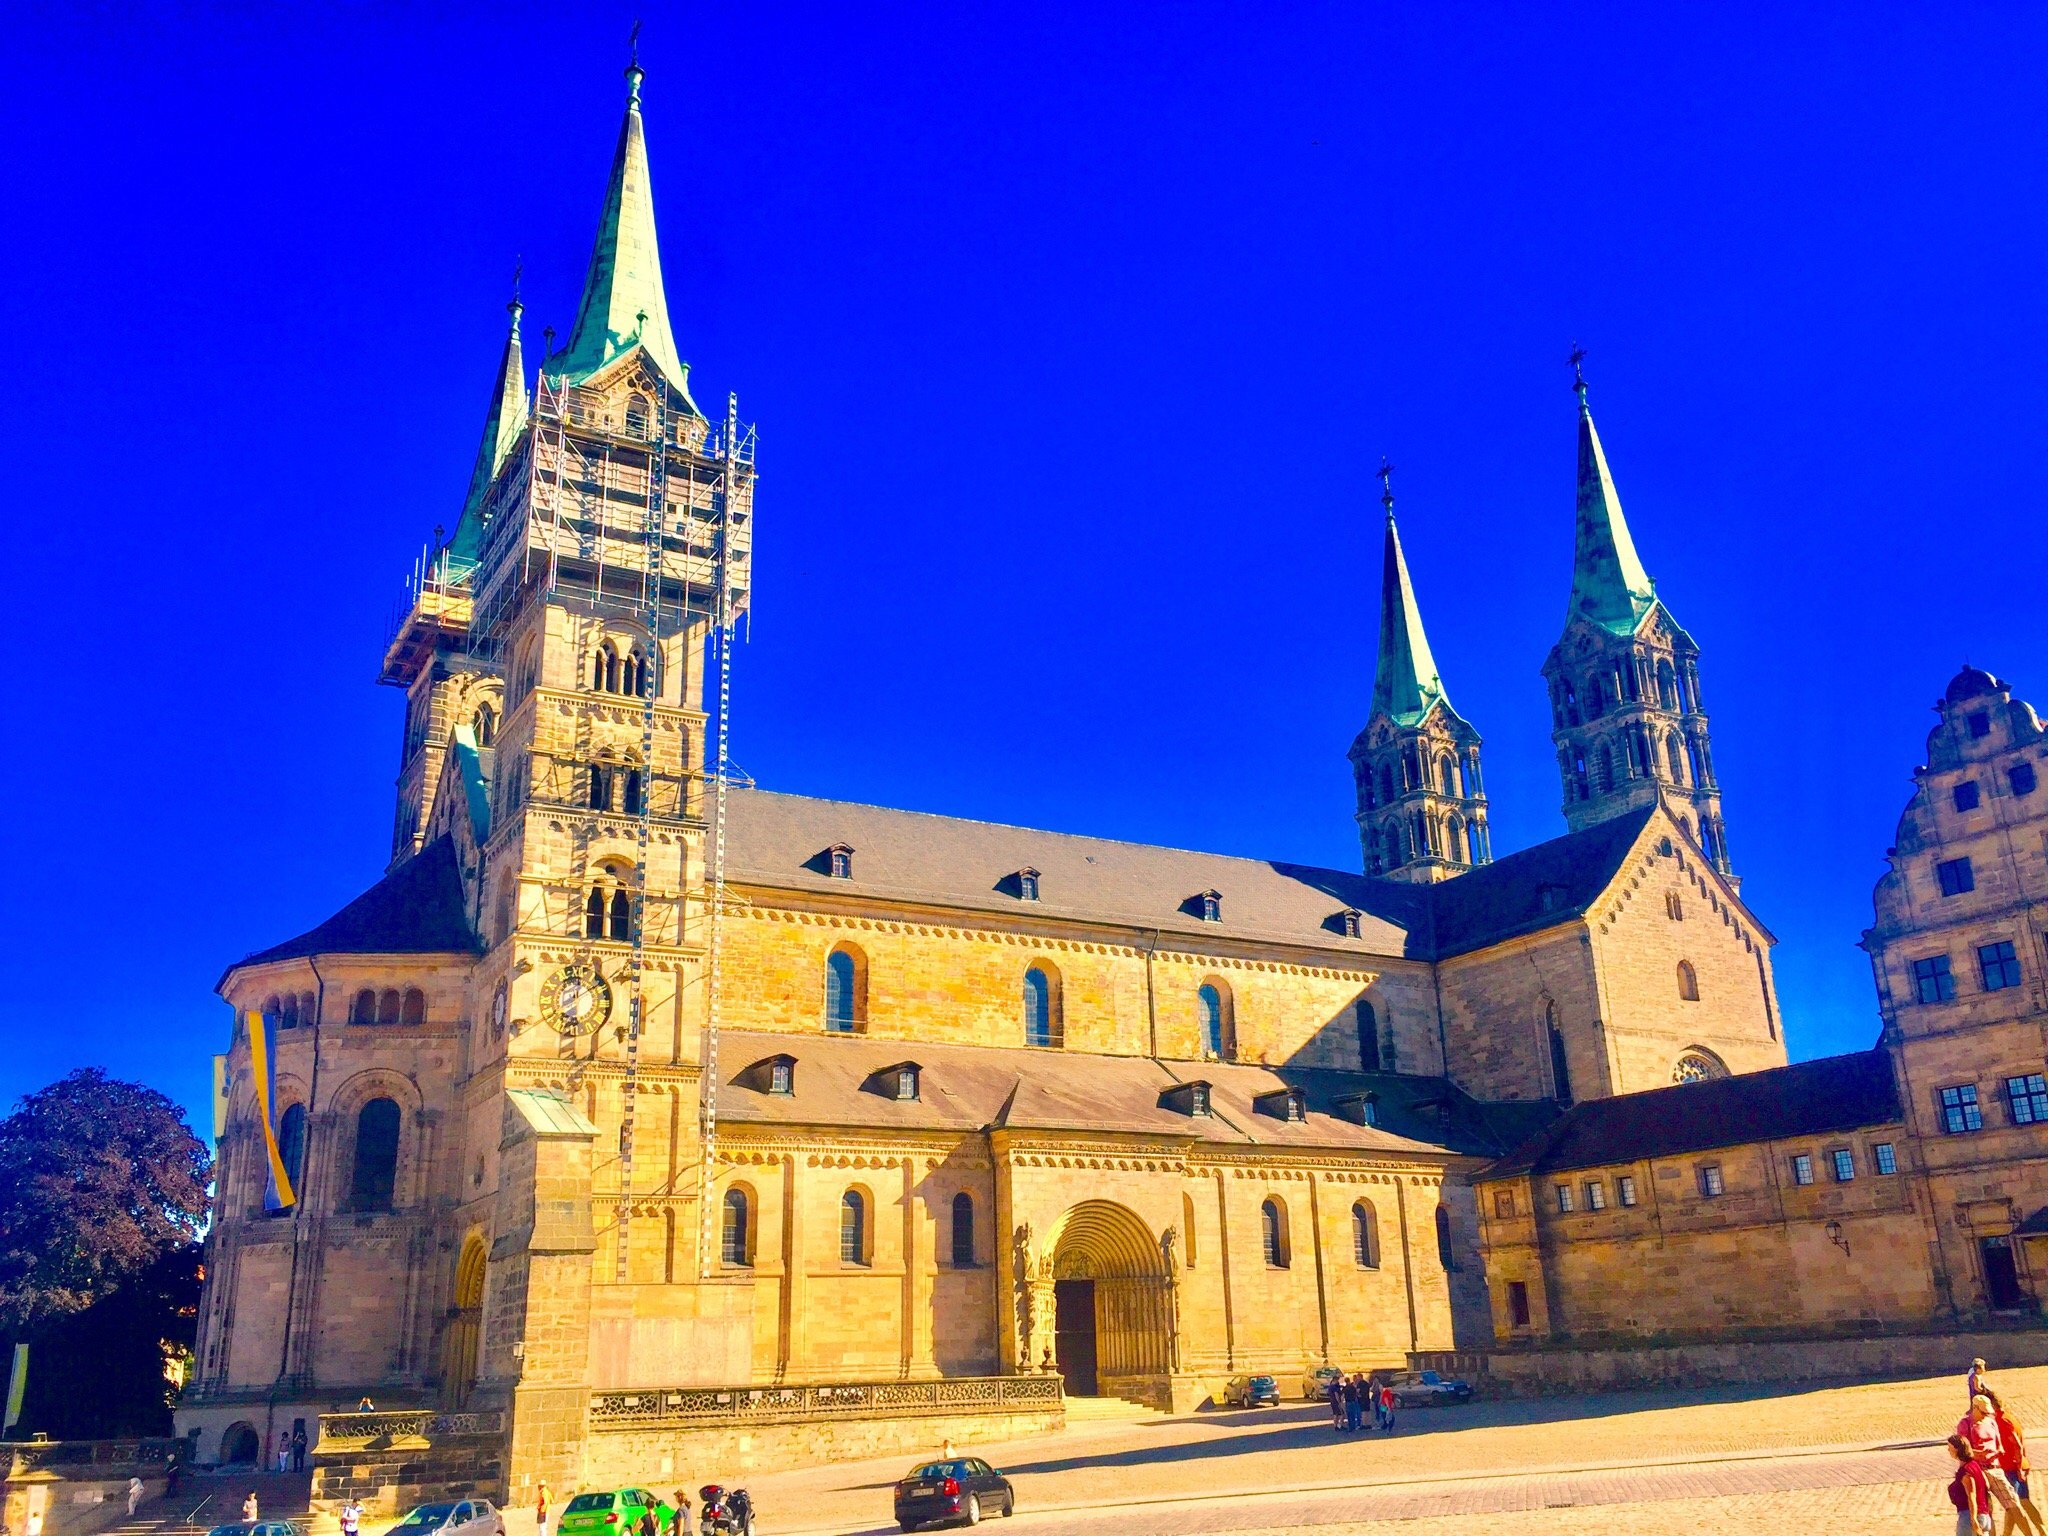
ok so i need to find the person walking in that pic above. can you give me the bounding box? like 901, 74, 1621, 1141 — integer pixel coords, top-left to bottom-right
1379, 1381, 1398, 1434
290, 1426, 307, 1474
164, 1456, 182, 1501
669, 1489, 691, 1536
1956, 1433, 1996, 1536
1982, 1388, 2048, 1535
1972, 1359, 1991, 1401
126, 1478, 144, 1518
1326, 1375, 1343, 1432
536, 1480, 550, 1536
340, 1498, 362, 1536
1961, 1394, 2029, 1533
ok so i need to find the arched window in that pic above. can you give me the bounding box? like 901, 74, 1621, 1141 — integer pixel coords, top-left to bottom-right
1667, 733, 1686, 783
1439, 756, 1457, 794
472, 703, 497, 747
622, 768, 644, 815
584, 887, 605, 939
1383, 823, 1402, 869
1356, 998, 1380, 1073
1571, 750, 1590, 800
1467, 819, 1485, 864
1674, 1051, 1721, 1082
401, 988, 426, 1027
608, 889, 632, 942
1435, 1204, 1457, 1270
1598, 743, 1614, 793
1685, 736, 1706, 787
589, 763, 615, 811
377, 989, 402, 1026
1679, 666, 1698, 713
825, 946, 865, 1033
1656, 658, 1678, 710
1182, 1193, 1197, 1267
1379, 763, 1395, 805
351, 1097, 401, 1212
277, 1103, 307, 1196
1677, 960, 1700, 1001
721, 1187, 751, 1266
1666, 890, 1684, 921
1546, 1003, 1573, 1105
1260, 1198, 1290, 1268
350, 988, 376, 1026
950, 1192, 976, 1268
1446, 813, 1466, 864
625, 393, 650, 437
1024, 965, 1062, 1049
1563, 680, 1581, 726
630, 647, 653, 699
594, 641, 622, 695
1587, 677, 1605, 717
840, 1189, 869, 1266
1352, 1200, 1380, 1269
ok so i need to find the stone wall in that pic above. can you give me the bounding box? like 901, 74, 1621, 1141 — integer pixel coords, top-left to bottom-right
311, 1412, 508, 1517
0, 1442, 179, 1536
1427, 1325, 2048, 1396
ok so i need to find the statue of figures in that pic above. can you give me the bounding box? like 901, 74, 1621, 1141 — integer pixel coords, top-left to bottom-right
1012, 1224, 1036, 1367
1161, 1226, 1184, 1374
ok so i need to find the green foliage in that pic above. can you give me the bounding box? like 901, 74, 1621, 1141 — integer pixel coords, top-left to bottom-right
9, 1244, 203, 1438
0, 1069, 211, 1335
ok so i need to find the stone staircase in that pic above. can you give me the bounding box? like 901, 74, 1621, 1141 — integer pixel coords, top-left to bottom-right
110, 1471, 314, 1536
1060, 1393, 1164, 1423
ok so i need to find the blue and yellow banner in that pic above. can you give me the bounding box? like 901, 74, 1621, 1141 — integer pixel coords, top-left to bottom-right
245, 1009, 296, 1212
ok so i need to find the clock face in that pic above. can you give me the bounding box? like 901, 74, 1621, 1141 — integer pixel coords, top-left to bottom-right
541, 963, 612, 1037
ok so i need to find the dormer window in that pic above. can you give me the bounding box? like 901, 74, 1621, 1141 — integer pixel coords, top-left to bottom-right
1253, 1087, 1308, 1123
827, 844, 855, 880
769, 1060, 793, 1096
1161, 1081, 1213, 1117
738, 1053, 798, 1096
1340, 909, 1362, 939
1336, 1092, 1379, 1127
1199, 890, 1222, 923
865, 1061, 923, 1102
1018, 868, 1040, 902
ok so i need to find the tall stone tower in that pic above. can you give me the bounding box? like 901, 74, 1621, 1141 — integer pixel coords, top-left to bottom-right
1349, 469, 1490, 882
1539, 362, 1730, 876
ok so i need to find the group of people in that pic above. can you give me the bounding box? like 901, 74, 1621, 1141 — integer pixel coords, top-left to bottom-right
534, 1482, 707, 1536
1325, 1373, 1397, 1434
1948, 1357, 2045, 1535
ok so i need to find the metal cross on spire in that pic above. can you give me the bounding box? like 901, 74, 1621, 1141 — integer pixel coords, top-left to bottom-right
1377, 456, 1396, 517
1568, 343, 1590, 414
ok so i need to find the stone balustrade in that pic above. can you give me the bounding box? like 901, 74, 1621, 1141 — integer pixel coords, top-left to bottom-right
590, 1374, 1061, 1430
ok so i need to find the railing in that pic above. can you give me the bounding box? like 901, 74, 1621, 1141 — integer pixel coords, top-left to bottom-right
1, 1438, 182, 1475
590, 1375, 1062, 1430
313, 1411, 505, 1452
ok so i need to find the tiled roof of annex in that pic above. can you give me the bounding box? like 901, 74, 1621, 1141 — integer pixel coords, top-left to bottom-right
726, 788, 1662, 964
1483, 1049, 1901, 1180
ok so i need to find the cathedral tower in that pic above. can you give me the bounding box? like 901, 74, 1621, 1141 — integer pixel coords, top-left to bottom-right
1540, 359, 1730, 875
1349, 467, 1490, 882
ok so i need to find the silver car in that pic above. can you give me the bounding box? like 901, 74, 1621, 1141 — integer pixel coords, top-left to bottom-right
389, 1501, 506, 1536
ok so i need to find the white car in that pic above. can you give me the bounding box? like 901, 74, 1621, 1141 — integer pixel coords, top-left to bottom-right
389, 1501, 505, 1536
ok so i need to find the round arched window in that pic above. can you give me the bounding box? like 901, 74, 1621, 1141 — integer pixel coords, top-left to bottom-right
1673, 1052, 1722, 1084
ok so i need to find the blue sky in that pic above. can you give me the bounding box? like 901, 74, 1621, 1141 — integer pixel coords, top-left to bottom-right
2, 4, 2042, 1138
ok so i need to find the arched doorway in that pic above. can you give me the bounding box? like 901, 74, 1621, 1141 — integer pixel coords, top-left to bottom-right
1045, 1201, 1170, 1399
440, 1232, 487, 1409
220, 1422, 259, 1465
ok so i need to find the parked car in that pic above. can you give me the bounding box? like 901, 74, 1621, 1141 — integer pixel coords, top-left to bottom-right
892, 1457, 1014, 1529
1223, 1374, 1281, 1408
1300, 1365, 1345, 1401
1382, 1369, 1475, 1407
558, 1490, 675, 1536
389, 1504, 505, 1536
206, 1523, 299, 1536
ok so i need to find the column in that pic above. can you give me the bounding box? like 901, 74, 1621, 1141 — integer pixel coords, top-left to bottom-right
779, 1155, 805, 1379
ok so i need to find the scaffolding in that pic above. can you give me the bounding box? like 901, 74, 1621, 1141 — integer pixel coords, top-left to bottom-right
453, 362, 754, 1284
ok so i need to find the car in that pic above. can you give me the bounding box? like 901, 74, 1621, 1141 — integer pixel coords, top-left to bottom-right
1382, 1369, 1475, 1407
206, 1523, 300, 1536
891, 1456, 1014, 1529
389, 1503, 505, 1536
1223, 1374, 1281, 1408
558, 1490, 675, 1536
1300, 1365, 1345, 1401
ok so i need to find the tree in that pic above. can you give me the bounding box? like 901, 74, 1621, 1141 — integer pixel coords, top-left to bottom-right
0, 1069, 210, 1336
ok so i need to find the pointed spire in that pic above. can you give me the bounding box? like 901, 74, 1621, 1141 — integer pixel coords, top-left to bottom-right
547, 54, 694, 403
1567, 349, 1657, 635
1371, 460, 1452, 726
446, 287, 531, 564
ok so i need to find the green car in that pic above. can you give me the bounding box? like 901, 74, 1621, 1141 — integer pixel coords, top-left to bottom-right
559, 1490, 675, 1536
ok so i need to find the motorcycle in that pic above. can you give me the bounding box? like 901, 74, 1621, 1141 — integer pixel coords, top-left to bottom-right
696, 1485, 754, 1536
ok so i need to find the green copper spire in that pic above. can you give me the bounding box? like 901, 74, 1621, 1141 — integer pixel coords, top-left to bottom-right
446, 292, 529, 565
547, 59, 694, 403
1371, 462, 1452, 727
1568, 353, 1657, 635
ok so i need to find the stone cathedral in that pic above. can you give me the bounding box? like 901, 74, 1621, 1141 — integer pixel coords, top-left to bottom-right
181, 62, 1787, 1494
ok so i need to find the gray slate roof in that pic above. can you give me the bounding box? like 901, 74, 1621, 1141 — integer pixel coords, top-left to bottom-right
716, 1029, 1548, 1158
1483, 1049, 1901, 1179
727, 789, 1661, 962
232, 836, 482, 973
